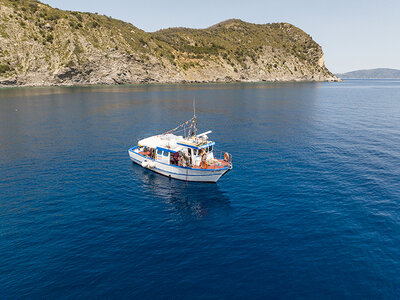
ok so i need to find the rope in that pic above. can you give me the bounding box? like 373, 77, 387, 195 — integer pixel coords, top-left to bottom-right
188, 117, 197, 136
162, 116, 197, 136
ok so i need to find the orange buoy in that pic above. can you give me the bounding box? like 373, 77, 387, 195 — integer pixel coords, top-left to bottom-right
200, 161, 208, 169
224, 152, 230, 162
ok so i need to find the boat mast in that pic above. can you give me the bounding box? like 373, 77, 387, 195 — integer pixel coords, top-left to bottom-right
193, 98, 196, 118
193, 98, 197, 136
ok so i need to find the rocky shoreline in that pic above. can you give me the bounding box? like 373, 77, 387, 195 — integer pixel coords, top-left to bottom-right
0, 77, 340, 88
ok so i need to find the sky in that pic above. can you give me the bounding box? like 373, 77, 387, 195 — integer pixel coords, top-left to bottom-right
43, 0, 400, 73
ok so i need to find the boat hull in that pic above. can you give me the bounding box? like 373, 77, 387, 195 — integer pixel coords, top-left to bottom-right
128, 147, 231, 183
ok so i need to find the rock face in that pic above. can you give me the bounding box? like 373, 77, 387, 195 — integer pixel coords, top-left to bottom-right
0, 0, 338, 87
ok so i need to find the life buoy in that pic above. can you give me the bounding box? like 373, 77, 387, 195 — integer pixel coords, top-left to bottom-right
224, 152, 230, 162
200, 161, 208, 169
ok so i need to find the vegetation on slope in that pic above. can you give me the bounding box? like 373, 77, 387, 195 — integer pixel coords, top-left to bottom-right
153, 19, 322, 69
0, 0, 336, 85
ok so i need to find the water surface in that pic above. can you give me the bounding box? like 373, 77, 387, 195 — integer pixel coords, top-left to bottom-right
1, 80, 400, 298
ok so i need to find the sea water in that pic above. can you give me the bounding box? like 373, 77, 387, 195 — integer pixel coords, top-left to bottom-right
1, 80, 399, 298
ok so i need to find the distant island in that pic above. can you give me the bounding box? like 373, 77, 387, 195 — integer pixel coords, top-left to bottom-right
0, 0, 338, 87
336, 68, 400, 79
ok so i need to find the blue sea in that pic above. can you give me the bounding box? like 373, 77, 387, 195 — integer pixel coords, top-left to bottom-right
1, 80, 400, 298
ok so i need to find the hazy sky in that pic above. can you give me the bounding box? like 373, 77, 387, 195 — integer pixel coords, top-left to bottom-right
43, 0, 400, 73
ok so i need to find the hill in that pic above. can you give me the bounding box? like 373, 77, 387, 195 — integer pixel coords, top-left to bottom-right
336, 68, 400, 79
0, 0, 338, 86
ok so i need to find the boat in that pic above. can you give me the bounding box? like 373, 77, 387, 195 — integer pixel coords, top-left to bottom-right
128, 114, 232, 183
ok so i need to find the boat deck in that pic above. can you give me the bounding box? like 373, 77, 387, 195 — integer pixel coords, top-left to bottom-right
140, 151, 152, 156
191, 159, 230, 170
138, 150, 230, 170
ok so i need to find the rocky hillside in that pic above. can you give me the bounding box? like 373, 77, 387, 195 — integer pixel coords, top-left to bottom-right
0, 0, 338, 86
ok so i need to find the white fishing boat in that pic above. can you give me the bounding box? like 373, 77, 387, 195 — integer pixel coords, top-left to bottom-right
128, 114, 232, 183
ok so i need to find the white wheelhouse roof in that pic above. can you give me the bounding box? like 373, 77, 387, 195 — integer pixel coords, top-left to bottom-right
138, 133, 214, 152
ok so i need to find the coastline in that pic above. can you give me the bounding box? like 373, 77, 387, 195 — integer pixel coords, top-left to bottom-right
0, 77, 341, 89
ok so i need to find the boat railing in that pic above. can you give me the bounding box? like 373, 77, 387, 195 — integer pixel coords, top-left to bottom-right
213, 150, 232, 163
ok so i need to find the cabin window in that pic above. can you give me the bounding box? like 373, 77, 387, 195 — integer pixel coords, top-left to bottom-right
163, 151, 168, 157
209, 146, 213, 152
188, 148, 192, 155
157, 149, 162, 156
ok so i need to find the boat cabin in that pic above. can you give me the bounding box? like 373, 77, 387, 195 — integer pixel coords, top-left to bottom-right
176, 141, 215, 166
138, 133, 219, 168
155, 147, 176, 165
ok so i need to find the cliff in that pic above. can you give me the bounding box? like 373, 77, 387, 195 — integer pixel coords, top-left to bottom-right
0, 0, 338, 87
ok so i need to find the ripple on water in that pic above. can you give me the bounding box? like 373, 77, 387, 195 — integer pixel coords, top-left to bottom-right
1, 80, 400, 298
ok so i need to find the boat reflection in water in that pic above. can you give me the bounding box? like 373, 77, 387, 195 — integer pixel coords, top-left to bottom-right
129, 163, 231, 219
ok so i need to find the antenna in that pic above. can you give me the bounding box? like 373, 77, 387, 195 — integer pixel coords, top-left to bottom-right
192, 98, 197, 137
